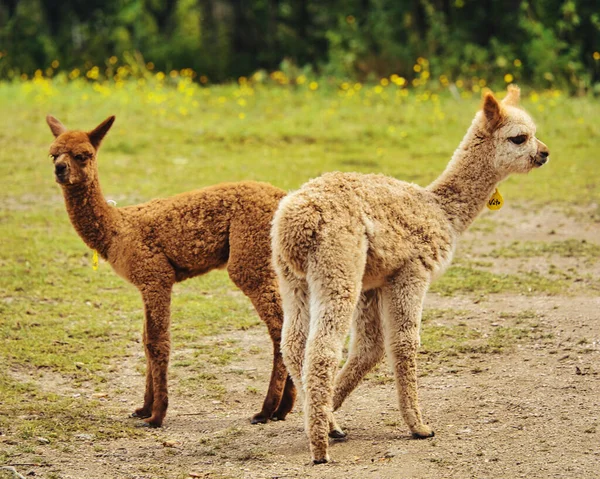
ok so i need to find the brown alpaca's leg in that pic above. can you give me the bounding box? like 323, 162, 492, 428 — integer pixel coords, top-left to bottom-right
272, 375, 296, 421
249, 313, 294, 424
137, 282, 173, 428
227, 256, 296, 424
132, 336, 153, 418
381, 273, 434, 439
333, 289, 385, 411
250, 336, 294, 424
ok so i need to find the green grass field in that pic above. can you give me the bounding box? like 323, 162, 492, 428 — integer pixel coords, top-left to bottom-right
1, 76, 599, 462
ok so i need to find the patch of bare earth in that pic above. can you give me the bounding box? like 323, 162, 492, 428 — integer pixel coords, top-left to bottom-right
3, 207, 600, 479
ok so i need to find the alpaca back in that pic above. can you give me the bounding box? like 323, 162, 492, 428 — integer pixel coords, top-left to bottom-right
273, 172, 455, 285
118, 181, 285, 281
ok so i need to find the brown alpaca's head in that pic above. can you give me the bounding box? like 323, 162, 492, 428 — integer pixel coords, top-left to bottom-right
46, 115, 115, 186
477, 86, 549, 176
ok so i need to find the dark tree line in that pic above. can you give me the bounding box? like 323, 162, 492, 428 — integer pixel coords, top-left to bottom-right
0, 0, 598, 89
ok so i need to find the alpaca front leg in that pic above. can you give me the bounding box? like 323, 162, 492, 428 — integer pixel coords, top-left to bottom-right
132, 347, 153, 418
139, 284, 173, 428
333, 289, 385, 411
382, 275, 434, 439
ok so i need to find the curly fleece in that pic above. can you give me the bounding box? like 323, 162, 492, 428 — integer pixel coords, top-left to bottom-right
271, 86, 550, 463
46, 115, 295, 427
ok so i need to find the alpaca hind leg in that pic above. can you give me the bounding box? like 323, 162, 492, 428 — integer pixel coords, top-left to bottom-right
304, 257, 364, 464
276, 261, 310, 403
227, 233, 297, 424
272, 375, 297, 421
333, 289, 385, 411
250, 308, 295, 424
381, 273, 434, 439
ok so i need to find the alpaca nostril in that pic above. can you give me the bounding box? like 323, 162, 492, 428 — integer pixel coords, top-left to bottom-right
55, 163, 67, 175
539, 150, 549, 159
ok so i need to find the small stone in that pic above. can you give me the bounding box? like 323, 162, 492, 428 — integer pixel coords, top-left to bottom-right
74, 362, 85, 369
92, 393, 108, 399
383, 448, 406, 458
75, 433, 94, 440
163, 440, 180, 448
36, 437, 50, 444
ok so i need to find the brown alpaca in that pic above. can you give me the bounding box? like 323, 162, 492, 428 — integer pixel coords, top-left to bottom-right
271, 86, 549, 463
45, 115, 295, 427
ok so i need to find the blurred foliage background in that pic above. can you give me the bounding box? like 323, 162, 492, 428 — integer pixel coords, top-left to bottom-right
1, 0, 599, 92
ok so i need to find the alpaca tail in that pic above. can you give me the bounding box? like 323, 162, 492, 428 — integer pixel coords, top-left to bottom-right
271, 192, 322, 279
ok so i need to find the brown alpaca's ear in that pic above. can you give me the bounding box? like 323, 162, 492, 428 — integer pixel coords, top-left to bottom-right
46, 115, 67, 138
482, 92, 504, 131
88, 116, 115, 149
502, 84, 520, 107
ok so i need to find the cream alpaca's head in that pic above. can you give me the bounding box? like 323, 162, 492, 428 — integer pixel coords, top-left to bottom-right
46, 115, 115, 186
476, 86, 549, 176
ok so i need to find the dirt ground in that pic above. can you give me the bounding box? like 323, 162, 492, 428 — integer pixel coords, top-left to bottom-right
3, 206, 600, 479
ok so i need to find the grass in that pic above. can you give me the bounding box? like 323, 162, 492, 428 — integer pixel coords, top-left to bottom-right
431, 265, 569, 296
420, 308, 551, 357
488, 239, 600, 261
1, 76, 598, 462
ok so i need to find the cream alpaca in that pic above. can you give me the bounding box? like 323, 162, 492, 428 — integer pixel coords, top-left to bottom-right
271, 86, 549, 463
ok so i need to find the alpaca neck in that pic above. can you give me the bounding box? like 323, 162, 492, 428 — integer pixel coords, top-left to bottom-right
62, 178, 118, 257
427, 126, 502, 235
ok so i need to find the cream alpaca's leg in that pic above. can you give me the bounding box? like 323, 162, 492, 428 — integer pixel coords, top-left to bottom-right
333, 289, 385, 411
304, 256, 364, 464
381, 274, 434, 439
277, 262, 310, 403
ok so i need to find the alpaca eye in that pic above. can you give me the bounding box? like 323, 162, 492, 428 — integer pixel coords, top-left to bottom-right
74, 154, 86, 162
508, 135, 527, 145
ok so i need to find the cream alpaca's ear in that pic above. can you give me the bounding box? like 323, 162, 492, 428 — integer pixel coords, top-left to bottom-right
46, 115, 67, 138
88, 115, 115, 149
482, 92, 504, 131
502, 84, 520, 107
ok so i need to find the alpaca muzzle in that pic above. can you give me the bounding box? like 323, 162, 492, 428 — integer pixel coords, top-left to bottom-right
533, 150, 549, 167
533, 139, 550, 167
54, 162, 69, 183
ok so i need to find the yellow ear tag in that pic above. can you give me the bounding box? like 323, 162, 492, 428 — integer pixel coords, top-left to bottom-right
487, 188, 504, 210
92, 250, 99, 271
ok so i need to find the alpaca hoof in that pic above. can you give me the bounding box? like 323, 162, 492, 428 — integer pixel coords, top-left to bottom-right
250, 413, 269, 425
131, 410, 151, 419
270, 410, 289, 422
411, 426, 435, 439
136, 416, 163, 428
313, 458, 329, 465
328, 429, 347, 440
